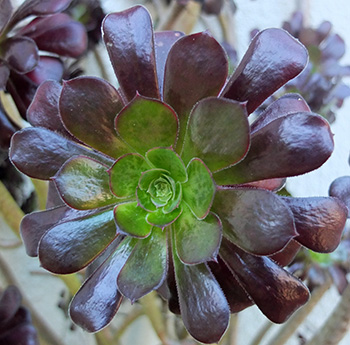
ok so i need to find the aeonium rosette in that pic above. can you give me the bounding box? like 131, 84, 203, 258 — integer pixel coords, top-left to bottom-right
9, 5, 348, 344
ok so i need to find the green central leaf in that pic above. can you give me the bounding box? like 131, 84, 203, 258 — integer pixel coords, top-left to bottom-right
139, 169, 170, 191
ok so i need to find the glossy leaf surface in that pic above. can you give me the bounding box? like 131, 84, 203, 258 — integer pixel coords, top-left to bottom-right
54, 156, 118, 209
154, 31, 184, 96
282, 197, 348, 252
213, 187, 296, 255
270, 240, 301, 267
182, 97, 249, 171
146, 207, 182, 227
117, 228, 167, 301
102, 6, 159, 101
172, 241, 230, 344
182, 158, 216, 219
220, 239, 310, 323
10, 127, 112, 180
4, 37, 38, 74
251, 93, 311, 133
174, 204, 222, 264
109, 153, 150, 198
214, 113, 334, 184
116, 95, 178, 154
114, 201, 152, 238
222, 28, 308, 114
329, 176, 350, 213
163, 31, 228, 151
70, 237, 136, 332
26, 56, 64, 84
146, 148, 187, 182
39, 209, 117, 274
60, 77, 129, 158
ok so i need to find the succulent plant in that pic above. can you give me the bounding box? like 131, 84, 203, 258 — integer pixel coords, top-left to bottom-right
0, 286, 39, 345
9, 5, 348, 344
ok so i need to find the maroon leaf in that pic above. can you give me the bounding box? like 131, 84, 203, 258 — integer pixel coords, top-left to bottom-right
329, 176, 350, 213
39, 209, 117, 274
70, 237, 135, 332
213, 187, 296, 255
0, 286, 22, 323
208, 258, 253, 313
60, 76, 130, 159
322, 34, 345, 61
102, 6, 159, 101
172, 241, 230, 344
27, 80, 69, 135
0, 0, 12, 35
26, 56, 64, 84
270, 240, 301, 267
282, 197, 348, 253
0, 61, 10, 90
238, 178, 286, 192
214, 113, 334, 185
4, 37, 39, 74
251, 93, 310, 133
9, 127, 113, 180
220, 238, 310, 323
163, 31, 228, 151
154, 31, 184, 97
221, 28, 308, 114
46, 181, 65, 208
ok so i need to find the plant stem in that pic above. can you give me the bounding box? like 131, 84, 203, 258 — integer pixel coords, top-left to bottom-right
305, 282, 350, 345
268, 277, 332, 345
0, 180, 24, 239
140, 291, 170, 345
157, 1, 186, 31
248, 321, 274, 345
59, 274, 82, 297
92, 46, 110, 82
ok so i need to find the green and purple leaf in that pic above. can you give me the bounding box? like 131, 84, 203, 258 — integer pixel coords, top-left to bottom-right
109, 153, 150, 198
102, 6, 159, 101
174, 204, 222, 264
213, 187, 296, 255
146, 148, 187, 182
182, 158, 216, 219
282, 196, 348, 252
70, 237, 136, 332
117, 228, 167, 302
60, 77, 130, 158
136, 187, 157, 212
221, 28, 308, 114
163, 31, 228, 152
214, 113, 334, 185
172, 239, 230, 344
181, 97, 249, 171
114, 201, 152, 238
53, 156, 118, 210
146, 207, 182, 228
38, 209, 117, 274
220, 239, 310, 323
10, 127, 113, 180
115, 95, 179, 154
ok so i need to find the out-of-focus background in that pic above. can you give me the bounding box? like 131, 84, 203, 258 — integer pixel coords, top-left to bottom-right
1, 1, 349, 344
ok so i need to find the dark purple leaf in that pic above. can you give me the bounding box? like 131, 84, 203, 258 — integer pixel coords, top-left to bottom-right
322, 34, 345, 61
329, 265, 348, 294
10, 127, 113, 180
0, 0, 12, 35
117, 228, 167, 302
27, 80, 68, 135
39, 209, 117, 274
154, 31, 184, 97
208, 258, 253, 313
70, 237, 135, 332
46, 181, 65, 208
270, 240, 301, 267
0, 61, 10, 90
329, 176, 350, 213
24, 14, 87, 58
251, 93, 310, 133
282, 196, 348, 252
4, 37, 38, 74
26, 56, 64, 84
0, 286, 22, 324
60, 77, 129, 158
0, 323, 39, 345
282, 11, 303, 35
163, 31, 228, 151
181, 97, 249, 171
102, 6, 159, 101
172, 242, 230, 344
220, 238, 310, 323
213, 187, 296, 255
238, 178, 286, 192
221, 28, 308, 114
214, 113, 334, 185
